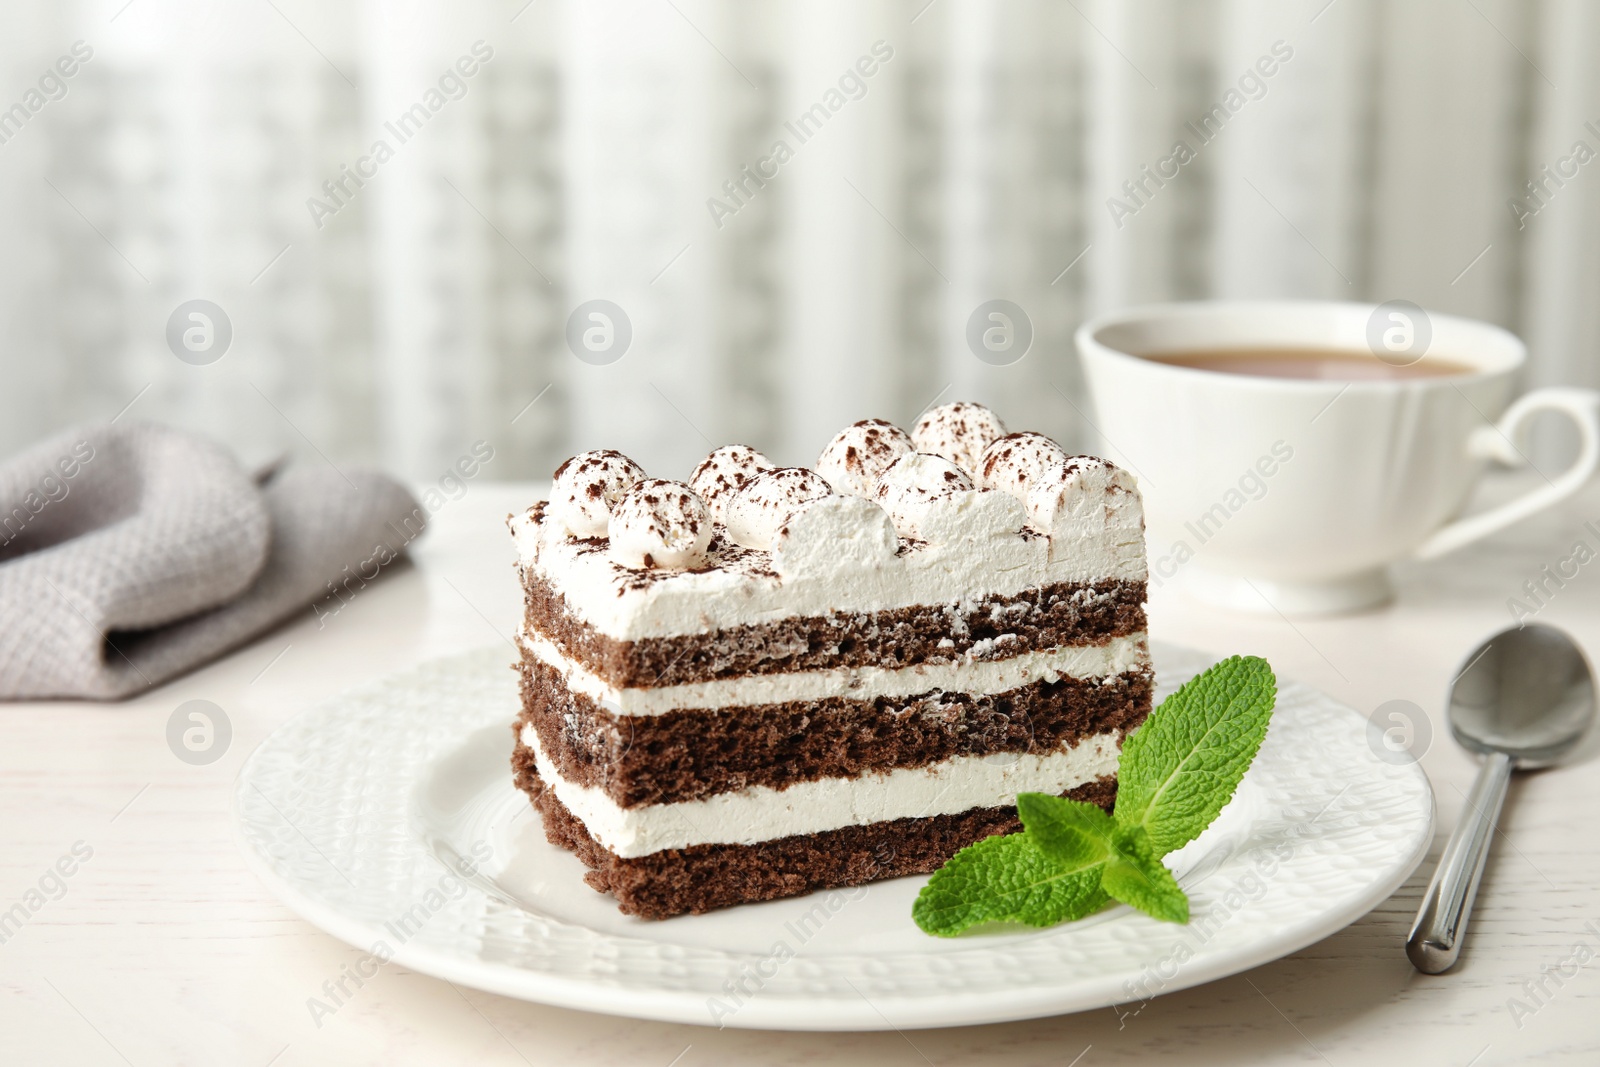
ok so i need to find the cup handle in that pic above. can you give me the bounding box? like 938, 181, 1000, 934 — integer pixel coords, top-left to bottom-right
1413, 387, 1600, 561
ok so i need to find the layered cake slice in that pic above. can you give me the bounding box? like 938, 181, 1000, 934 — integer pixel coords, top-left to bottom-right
508, 402, 1150, 919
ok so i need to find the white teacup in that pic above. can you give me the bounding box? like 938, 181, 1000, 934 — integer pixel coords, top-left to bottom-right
1076, 300, 1600, 614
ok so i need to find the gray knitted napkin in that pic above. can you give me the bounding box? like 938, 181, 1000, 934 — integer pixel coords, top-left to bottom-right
0, 422, 426, 700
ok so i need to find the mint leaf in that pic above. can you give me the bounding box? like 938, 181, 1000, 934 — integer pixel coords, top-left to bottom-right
912, 833, 1109, 937
1101, 825, 1189, 924
1017, 792, 1116, 866
1115, 655, 1277, 856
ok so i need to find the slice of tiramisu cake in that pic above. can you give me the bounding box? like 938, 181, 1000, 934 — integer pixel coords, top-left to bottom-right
508, 402, 1150, 918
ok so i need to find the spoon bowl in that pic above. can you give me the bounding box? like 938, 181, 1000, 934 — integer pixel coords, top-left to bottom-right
1448, 623, 1594, 766
1407, 624, 1595, 974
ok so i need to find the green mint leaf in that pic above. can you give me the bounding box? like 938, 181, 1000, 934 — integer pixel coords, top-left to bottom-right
1115, 654, 1277, 856
1100, 825, 1189, 924
1017, 792, 1116, 866
912, 832, 1109, 937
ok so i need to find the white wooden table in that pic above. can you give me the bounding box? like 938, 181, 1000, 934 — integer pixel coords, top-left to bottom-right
4, 476, 1598, 1066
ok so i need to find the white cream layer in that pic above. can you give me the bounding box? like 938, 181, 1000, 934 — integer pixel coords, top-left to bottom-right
521, 723, 1122, 858
511, 472, 1145, 641
520, 628, 1149, 716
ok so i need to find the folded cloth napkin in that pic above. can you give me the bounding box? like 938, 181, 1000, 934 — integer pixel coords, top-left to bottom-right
0, 421, 425, 700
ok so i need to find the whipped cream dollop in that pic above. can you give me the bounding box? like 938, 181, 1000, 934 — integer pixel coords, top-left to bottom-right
912, 402, 1007, 477
1026, 456, 1139, 537
548, 449, 646, 537
688, 444, 774, 523
772, 494, 899, 579
873, 452, 976, 540
977, 432, 1070, 502
608, 478, 713, 570
725, 467, 834, 550
815, 419, 915, 498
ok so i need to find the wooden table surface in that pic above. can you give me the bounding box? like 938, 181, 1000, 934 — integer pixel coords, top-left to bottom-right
3, 476, 1598, 1066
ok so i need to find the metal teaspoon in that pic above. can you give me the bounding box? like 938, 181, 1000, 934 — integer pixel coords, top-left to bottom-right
1407, 623, 1595, 974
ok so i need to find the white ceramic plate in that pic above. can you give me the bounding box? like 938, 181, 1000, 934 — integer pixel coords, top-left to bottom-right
235, 642, 1433, 1031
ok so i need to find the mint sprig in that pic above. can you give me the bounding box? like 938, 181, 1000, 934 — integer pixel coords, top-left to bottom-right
913, 655, 1276, 937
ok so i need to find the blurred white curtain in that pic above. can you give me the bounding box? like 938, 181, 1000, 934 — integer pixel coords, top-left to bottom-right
1, 0, 1598, 480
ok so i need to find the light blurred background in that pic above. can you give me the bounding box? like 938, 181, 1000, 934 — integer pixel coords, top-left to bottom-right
3, 0, 1599, 482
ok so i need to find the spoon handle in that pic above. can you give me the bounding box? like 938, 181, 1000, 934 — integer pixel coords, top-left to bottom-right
1407, 751, 1513, 974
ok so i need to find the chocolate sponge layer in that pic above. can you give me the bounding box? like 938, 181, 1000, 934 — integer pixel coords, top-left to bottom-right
517, 651, 1150, 808
512, 750, 1118, 920
523, 573, 1147, 689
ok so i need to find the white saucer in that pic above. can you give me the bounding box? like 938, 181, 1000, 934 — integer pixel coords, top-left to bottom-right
235, 642, 1433, 1031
